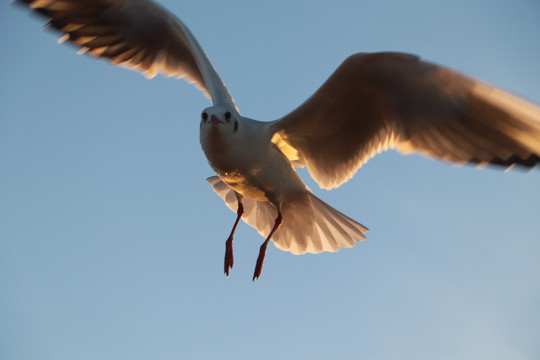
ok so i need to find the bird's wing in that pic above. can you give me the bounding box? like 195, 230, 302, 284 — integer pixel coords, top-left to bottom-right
16, 0, 236, 108
271, 52, 540, 189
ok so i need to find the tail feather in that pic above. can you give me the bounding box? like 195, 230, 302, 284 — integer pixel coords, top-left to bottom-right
207, 176, 368, 255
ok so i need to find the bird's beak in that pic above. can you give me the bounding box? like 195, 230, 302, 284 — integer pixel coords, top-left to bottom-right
210, 114, 222, 125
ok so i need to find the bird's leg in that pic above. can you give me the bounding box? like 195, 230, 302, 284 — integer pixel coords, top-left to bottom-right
224, 197, 244, 277
253, 212, 283, 281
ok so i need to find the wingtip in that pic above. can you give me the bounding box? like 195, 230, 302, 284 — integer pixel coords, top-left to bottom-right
11, 0, 32, 9
11, 0, 25, 9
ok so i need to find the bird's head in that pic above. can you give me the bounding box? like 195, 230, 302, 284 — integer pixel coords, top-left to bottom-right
200, 106, 240, 136
199, 106, 241, 161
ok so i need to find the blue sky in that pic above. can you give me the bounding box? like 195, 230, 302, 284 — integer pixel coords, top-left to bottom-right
1, 0, 540, 359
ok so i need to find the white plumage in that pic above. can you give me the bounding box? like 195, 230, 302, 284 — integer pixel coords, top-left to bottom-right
207, 176, 367, 255
17, 0, 540, 280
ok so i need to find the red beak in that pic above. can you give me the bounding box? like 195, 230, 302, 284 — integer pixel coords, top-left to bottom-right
210, 114, 222, 125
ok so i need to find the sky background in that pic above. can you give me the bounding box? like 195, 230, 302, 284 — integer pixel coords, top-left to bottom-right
1, 0, 540, 359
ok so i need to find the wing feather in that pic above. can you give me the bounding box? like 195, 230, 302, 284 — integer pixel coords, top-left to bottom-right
16, 0, 236, 108
271, 52, 540, 189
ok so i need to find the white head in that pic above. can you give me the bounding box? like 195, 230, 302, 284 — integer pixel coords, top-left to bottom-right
200, 105, 240, 135
199, 105, 241, 164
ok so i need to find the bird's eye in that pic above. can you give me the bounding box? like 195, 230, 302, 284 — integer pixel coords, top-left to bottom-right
225, 112, 232, 122
202, 112, 208, 121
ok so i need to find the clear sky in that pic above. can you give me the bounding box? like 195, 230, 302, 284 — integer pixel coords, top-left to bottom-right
1, 1, 540, 359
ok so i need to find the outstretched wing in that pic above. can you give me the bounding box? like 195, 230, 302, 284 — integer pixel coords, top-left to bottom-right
271, 52, 540, 189
16, 0, 235, 108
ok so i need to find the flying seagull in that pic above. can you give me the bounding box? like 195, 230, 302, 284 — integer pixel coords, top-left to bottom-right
17, 0, 540, 280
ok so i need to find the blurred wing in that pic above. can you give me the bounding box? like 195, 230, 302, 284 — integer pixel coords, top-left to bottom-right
17, 0, 235, 108
271, 52, 540, 189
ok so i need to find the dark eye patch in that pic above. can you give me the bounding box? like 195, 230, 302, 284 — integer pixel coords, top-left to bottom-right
202, 112, 208, 121
225, 111, 232, 121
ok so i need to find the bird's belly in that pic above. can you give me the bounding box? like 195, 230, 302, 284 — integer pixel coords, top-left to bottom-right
217, 169, 271, 202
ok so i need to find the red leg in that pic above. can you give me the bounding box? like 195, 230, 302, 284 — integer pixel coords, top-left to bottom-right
253, 212, 283, 281
224, 200, 244, 277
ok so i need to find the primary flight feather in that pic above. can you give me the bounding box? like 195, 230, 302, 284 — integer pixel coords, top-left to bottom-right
17, 0, 540, 280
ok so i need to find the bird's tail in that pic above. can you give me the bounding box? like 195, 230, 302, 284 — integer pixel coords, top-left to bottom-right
273, 192, 368, 254
207, 176, 368, 255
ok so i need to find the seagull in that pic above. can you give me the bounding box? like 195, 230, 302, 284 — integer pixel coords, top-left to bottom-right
17, 0, 540, 280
